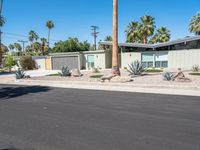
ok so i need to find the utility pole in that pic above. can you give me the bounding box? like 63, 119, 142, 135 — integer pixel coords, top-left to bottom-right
91, 26, 99, 50
18, 40, 28, 54
0, 0, 3, 66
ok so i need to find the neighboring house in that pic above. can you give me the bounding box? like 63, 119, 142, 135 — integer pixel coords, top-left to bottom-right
49, 50, 112, 70
100, 36, 200, 70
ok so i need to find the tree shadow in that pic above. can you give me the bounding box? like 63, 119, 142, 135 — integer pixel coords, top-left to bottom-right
0, 85, 51, 100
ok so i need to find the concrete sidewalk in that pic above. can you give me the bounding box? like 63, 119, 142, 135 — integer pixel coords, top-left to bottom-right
11, 79, 200, 97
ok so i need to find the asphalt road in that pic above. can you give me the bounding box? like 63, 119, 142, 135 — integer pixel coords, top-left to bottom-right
0, 84, 200, 150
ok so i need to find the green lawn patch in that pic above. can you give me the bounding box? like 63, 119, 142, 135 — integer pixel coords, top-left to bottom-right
90, 74, 103, 78
189, 72, 200, 76
47, 73, 60, 77
145, 69, 163, 73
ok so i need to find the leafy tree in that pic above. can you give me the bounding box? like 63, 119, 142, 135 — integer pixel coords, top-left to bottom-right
46, 20, 55, 47
150, 27, 171, 44
189, 13, 200, 35
1, 44, 8, 53
4, 54, 17, 72
14, 43, 22, 56
104, 35, 112, 41
52, 37, 90, 53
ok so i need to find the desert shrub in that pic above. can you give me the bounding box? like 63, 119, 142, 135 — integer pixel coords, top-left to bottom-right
128, 60, 144, 76
20, 56, 36, 70
4, 54, 17, 72
92, 68, 100, 73
15, 68, 26, 79
145, 69, 163, 73
162, 72, 174, 81
59, 66, 71, 77
193, 65, 199, 72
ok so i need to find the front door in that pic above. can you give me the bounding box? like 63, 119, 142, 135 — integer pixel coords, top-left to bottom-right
87, 55, 95, 69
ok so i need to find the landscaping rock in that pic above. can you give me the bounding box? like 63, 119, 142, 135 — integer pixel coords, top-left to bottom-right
72, 69, 82, 77
111, 75, 133, 83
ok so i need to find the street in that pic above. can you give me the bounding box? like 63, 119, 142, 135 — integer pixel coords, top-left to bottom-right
0, 84, 200, 150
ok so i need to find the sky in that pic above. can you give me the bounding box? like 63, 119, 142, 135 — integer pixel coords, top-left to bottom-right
2, 0, 200, 46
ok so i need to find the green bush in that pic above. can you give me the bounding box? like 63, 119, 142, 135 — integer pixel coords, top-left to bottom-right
20, 56, 36, 70
4, 54, 17, 72
189, 72, 200, 76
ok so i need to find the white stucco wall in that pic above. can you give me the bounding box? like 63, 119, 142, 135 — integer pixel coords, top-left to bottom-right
168, 49, 200, 70
33, 58, 46, 70
121, 52, 141, 68
83, 52, 106, 70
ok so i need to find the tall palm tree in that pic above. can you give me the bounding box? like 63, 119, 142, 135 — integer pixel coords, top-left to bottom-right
150, 27, 171, 44
125, 21, 141, 43
189, 13, 200, 35
140, 15, 156, 44
0, 15, 5, 66
40, 38, 47, 55
14, 43, 22, 56
46, 20, 54, 47
112, 0, 120, 75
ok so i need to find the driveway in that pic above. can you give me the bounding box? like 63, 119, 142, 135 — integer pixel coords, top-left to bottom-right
0, 84, 199, 150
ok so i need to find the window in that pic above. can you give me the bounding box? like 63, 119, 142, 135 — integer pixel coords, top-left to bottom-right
87, 55, 95, 69
142, 52, 168, 68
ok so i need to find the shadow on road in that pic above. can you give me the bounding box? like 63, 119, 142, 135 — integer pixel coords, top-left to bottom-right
0, 85, 51, 100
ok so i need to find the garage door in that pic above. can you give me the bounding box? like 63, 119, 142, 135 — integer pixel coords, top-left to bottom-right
52, 56, 79, 70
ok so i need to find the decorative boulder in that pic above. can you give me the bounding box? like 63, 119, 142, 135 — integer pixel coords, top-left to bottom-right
72, 69, 82, 77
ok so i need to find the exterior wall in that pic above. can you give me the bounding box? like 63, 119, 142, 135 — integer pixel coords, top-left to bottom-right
32, 57, 46, 70
45, 57, 52, 70
84, 53, 106, 70
121, 52, 141, 68
168, 49, 200, 70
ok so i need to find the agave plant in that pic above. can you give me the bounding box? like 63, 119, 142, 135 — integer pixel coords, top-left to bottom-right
59, 66, 71, 77
127, 60, 144, 76
15, 68, 26, 79
162, 72, 174, 81
193, 65, 199, 72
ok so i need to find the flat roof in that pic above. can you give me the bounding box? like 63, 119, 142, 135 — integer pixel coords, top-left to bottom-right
100, 36, 200, 49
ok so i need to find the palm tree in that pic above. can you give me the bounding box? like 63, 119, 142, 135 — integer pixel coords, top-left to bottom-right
28, 30, 39, 42
140, 15, 156, 44
14, 43, 22, 56
104, 35, 112, 41
40, 38, 47, 55
112, 0, 120, 75
189, 13, 200, 35
150, 27, 171, 44
8, 44, 15, 52
0, 15, 5, 66
125, 21, 141, 43
46, 20, 54, 47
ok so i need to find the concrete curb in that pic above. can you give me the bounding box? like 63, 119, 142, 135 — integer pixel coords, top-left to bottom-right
10, 79, 200, 97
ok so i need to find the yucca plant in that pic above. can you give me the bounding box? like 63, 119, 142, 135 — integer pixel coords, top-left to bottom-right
193, 65, 199, 72
15, 68, 26, 79
162, 72, 174, 81
127, 60, 144, 76
59, 66, 71, 77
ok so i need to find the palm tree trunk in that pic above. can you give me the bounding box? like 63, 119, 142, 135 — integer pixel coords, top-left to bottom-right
48, 29, 50, 48
112, 0, 120, 75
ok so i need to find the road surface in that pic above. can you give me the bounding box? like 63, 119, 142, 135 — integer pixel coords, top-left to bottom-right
0, 84, 200, 150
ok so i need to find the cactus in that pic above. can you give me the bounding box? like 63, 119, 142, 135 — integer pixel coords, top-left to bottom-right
127, 60, 144, 76
59, 66, 71, 77
15, 68, 26, 79
162, 72, 174, 81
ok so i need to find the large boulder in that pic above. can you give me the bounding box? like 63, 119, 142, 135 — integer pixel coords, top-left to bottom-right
72, 69, 82, 77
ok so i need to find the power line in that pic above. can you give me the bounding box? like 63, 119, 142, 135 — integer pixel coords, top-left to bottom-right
91, 25, 99, 50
